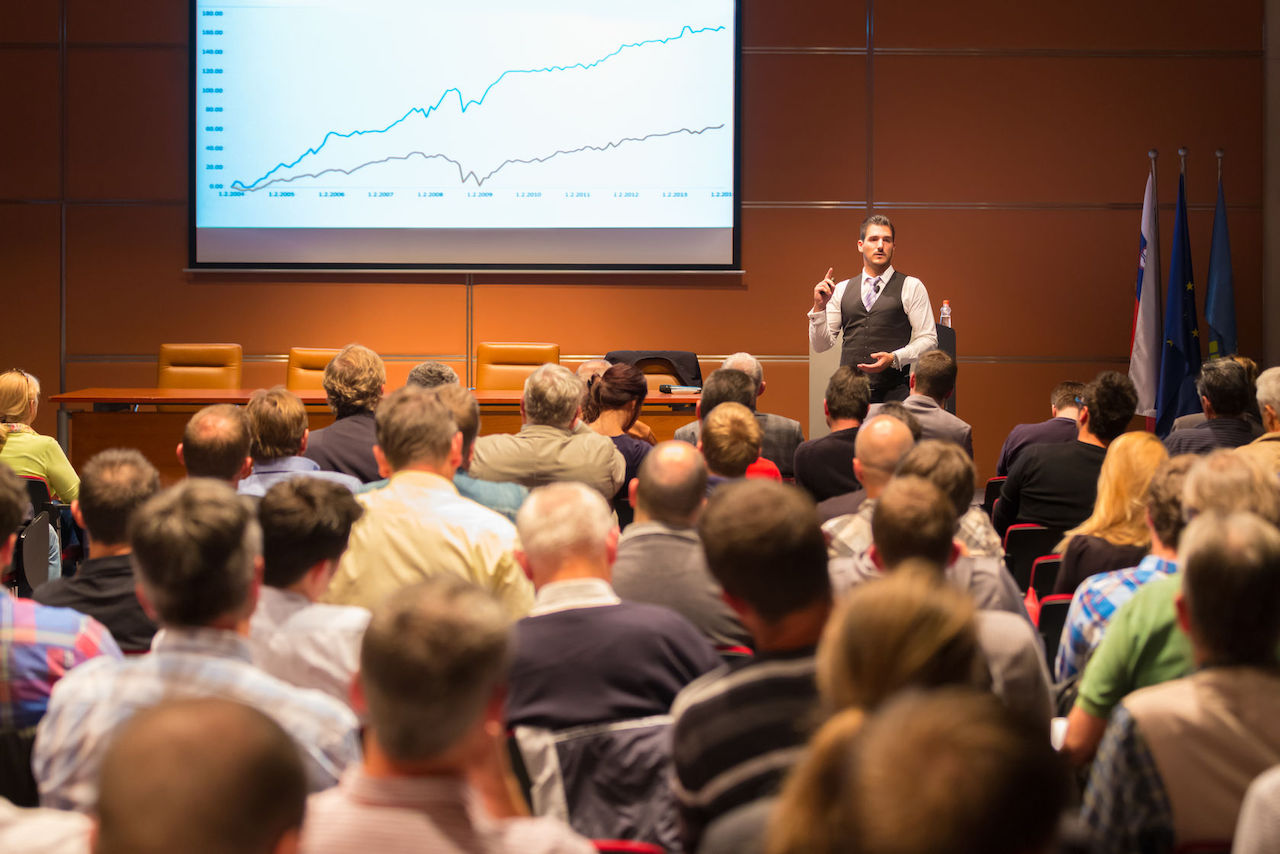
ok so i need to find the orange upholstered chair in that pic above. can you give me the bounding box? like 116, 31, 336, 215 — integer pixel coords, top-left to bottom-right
475, 342, 559, 390
156, 343, 242, 411
286, 347, 339, 392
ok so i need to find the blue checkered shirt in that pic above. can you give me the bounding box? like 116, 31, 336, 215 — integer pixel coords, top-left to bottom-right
1082, 703, 1174, 853
33, 626, 360, 812
1054, 555, 1176, 683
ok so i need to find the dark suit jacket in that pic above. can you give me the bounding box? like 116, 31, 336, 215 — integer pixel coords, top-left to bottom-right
996, 416, 1079, 476
869, 394, 973, 458
675, 412, 805, 479
793, 427, 860, 502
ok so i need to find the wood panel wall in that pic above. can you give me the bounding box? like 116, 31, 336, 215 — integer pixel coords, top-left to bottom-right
0, 0, 1266, 481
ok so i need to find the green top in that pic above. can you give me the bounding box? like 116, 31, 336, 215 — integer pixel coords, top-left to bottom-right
0, 428, 80, 501
1075, 574, 1193, 719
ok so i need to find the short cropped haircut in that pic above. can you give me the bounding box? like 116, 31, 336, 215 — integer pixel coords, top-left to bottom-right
0, 463, 27, 538
1180, 512, 1280, 666
1196, 358, 1251, 418
129, 479, 259, 627
698, 368, 756, 420
375, 385, 458, 471
699, 480, 831, 622
523, 364, 584, 429
259, 478, 364, 589
426, 384, 480, 462
516, 481, 615, 568
406, 360, 459, 389
181, 405, 250, 480
895, 440, 975, 520
701, 402, 761, 478
1257, 366, 1280, 415
911, 350, 957, 401
872, 476, 956, 567
246, 387, 307, 460
635, 441, 708, 526
1182, 449, 1280, 525
323, 343, 385, 418
1051, 381, 1086, 411
360, 577, 510, 761
95, 698, 307, 854
1144, 455, 1196, 550
721, 353, 764, 391
859, 213, 895, 241
582, 362, 647, 428
1081, 371, 1138, 442
77, 449, 161, 545
872, 401, 922, 441
824, 366, 871, 422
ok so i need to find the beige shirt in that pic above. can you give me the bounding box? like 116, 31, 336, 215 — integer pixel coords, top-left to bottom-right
470, 423, 625, 499
1235, 432, 1280, 476
323, 471, 532, 619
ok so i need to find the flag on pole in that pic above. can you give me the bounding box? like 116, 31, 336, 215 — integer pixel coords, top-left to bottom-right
1155, 171, 1202, 436
1204, 175, 1236, 358
1129, 169, 1161, 420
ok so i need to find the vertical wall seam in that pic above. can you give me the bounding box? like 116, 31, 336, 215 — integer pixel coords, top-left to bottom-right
57, 0, 69, 447
865, 0, 875, 213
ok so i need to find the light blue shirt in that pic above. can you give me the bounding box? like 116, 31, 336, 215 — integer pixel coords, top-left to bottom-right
238, 456, 363, 497
359, 470, 529, 524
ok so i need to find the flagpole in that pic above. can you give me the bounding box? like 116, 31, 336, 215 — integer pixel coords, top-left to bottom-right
1216, 148, 1224, 182
1178, 147, 1188, 176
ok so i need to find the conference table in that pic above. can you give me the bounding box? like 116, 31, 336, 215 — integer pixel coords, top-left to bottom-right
51, 387, 700, 484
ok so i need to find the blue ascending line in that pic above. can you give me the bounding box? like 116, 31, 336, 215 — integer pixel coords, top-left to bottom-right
230, 23, 726, 192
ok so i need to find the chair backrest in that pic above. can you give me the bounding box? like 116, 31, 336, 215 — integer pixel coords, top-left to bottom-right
1029, 555, 1063, 600
1003, 524, 1063, 591
592, 842, 666, 854
714, 644, 754, 664
475, 342, 559, 390
286, 347, 339, 392
1036, 594, 1074, 668
157, 343, 243, 389
633, 358, 682, 392
982, 476, 1006, 518
7, 511, 51, 598
21, 475, 52, 514
0, 728, 39, 807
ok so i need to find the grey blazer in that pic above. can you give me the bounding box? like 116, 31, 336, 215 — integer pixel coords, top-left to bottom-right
869, 394, 973, 458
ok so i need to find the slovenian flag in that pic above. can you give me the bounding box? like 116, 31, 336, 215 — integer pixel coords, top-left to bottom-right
1155, 171, 1202, 436
1129, 170, 1161, 420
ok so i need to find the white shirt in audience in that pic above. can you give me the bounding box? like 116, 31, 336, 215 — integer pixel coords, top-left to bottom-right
0, 797, 90, 854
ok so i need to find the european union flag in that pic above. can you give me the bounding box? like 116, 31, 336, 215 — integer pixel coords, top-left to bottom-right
1204, 178, 1236, 359
1155, 172, 1201, 436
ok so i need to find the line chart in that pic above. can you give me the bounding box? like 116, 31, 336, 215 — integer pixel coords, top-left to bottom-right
231, 24, 726, 193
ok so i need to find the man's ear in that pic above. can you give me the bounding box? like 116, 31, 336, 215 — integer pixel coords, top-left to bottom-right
0, 532, 15, 568
237, 457, 253, 482
71, 499, 85, 531
349, 671, 368, 716
853, 458, 865, 482
515, 549, 533, 581
373, 445, 392, 479
175, 443, 186, 468
134, 581, 160, 621
1174, 590, 1192, 636
604, 526, 620, 567
299, 429, 309, 454
868, 543, 883, 570
1077, 405, 1090, 428
909, 374, 917, 391
822, 400, 831, 418
449, 431, 464, 469
627, 478, 639, 509
757, 379, 767, 398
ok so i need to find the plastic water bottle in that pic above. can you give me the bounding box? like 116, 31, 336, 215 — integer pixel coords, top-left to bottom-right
939, 299, 952, 328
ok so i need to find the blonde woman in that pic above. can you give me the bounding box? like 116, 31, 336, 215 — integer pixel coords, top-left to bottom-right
0, 369, 79, 501
1051, 431, 1167, 596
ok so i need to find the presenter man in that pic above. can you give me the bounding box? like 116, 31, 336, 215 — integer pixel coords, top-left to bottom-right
808, 215, 938, 402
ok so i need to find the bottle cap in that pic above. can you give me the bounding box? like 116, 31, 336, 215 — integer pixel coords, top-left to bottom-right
942, 299, 950, 305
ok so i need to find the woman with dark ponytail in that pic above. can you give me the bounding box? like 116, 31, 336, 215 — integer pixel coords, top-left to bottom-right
584, 363, 651, 527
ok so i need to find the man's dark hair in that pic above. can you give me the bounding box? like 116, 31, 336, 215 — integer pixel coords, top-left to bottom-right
78, 449, 161, 546
406, 360, 459, 389
1196, 358, 1251, 418
873, 400, 923, 441
259, 479, 364, 589
895, 441, 974, 520
825, 367, 872, 422
698, 368, 757, 420
912, 350, 957, 401
181, 404, 250, 480
635, 442, 708, 527
1051, 381, 1086, 411
0, 463, 27, 539
699, 480, 831, 622
872, 476, 956, 568
1081, 371, 1138, 443
1145, 455, 1196, 550
129, 479, 258, 627
246, 387, 308, 461
1180, 512, 1280, 666
859, 214, 895, 241
95, 698, 306, 854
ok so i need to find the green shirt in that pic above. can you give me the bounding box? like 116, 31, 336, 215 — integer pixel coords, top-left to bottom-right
1076, 574, 1193, 719
0, 429, 79, 501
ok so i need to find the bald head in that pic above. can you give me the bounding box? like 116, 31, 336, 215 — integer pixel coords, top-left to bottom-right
95, 698, 306, 854
854, 415, 916, 496
634, 440, 708, 527
721, 352, 764, 394
576, 359, 611, 382
180, 404, 251, 482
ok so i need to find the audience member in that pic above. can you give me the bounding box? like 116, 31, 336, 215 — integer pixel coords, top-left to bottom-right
1063, 450, 1280, 765
672, 480, 832, 850
406, 359, 458, 388
1082, 512, 1280, 852
239, 387, 362, 497
325, 385, 531, 618
583, 362, 652, 527
0, 369, 79, 500
471, 364, 624, 498
250, 478, 368, 709
822, 414, 915, 555
505, 482, 719, 850
701, 401, 774, 487
301, 578, 593, 854
578, 358, 656, 446
0, 797, 89, 852
815, 407, 918, 522
611, 441, 751, 650
868, 349, 972, 457
676, 361, 805, 478
792, 366, 869, 501
1238, 365, 1280, 474
177, 403, 252, 484
1055, 455, 1195, 683
304, 343, 386, 483
33, 448, 160, 652
1168, 354, 1264, 433
1234, 764, 1280, 854
766, 689, 1069, 854
94, 698, 307, 854
574, 358, 611, 381
1164, 357, 1261, 455
994, 370, 1138, 536
1052, 430, 1168, 595
996, 380, 1085, 476
34, 478, 360, 811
